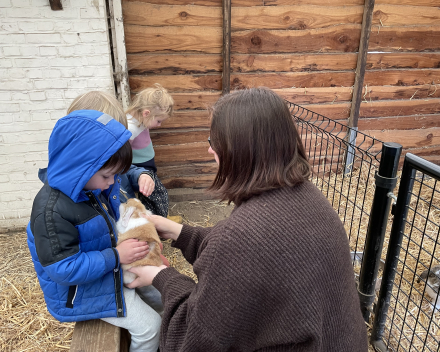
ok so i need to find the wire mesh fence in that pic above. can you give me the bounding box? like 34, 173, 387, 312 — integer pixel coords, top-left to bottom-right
287, 102, 384, 274
372, 154, 440, 352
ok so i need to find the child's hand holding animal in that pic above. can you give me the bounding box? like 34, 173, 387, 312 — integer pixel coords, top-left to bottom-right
116, 238, 150, 264
138, 173, 155, 197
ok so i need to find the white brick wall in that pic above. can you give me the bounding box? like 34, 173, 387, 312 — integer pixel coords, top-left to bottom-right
0, 0, 115, 232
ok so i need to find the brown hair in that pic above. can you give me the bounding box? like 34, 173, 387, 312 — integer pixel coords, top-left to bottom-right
126, 83, 174, 127
67, 91, 132, 173
208, 87, 310, 206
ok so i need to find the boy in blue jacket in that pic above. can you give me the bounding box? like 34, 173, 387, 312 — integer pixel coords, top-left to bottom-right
27, 109, 162, 352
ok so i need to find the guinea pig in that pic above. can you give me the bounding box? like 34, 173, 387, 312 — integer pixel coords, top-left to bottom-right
116, 198, 166, 285
417, 264, 440, 311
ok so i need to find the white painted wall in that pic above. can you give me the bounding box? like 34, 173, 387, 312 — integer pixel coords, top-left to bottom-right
0, 0, 115, 232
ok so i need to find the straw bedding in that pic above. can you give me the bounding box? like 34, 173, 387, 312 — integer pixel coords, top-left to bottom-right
1, 176, 438, 351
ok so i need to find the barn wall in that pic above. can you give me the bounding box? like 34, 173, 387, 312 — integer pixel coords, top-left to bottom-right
123, 0, 440, 190
0, 0, 115, 232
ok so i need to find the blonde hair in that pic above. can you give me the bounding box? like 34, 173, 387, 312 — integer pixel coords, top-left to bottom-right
67, 91, 127, 128
126, 83, 174, 126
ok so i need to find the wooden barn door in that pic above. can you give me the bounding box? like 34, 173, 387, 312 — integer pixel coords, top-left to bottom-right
122, 0, 223, 193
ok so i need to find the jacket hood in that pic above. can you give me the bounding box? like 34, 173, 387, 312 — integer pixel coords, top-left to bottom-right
47, 110, 131, 203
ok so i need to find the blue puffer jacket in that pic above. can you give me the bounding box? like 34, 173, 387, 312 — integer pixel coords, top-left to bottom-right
26, 110, 132, 322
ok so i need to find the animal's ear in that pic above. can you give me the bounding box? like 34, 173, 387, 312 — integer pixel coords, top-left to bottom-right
121, 206, 135, 227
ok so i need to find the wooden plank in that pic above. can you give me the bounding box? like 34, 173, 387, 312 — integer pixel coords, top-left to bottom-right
232, 26, 440, 54
123, 0, 440, 7
124, 25, 222, 54
155, 142, 214, 166
223, 0, 231, 94
358, 99, 440, 118
368, 26, 440, 52
357, 114, 440, 131
231, 53, 357, 73
301, 98, 440, 120
159, 110, 211, 129
129, 74, 222, 92
371, 5, 440, 27
151, 129, 209, 146
364, 69, 440, 87
231, 5, 363, 30
127, 54, 222, 74
162, 174, 216, 189
70, 320, 121, 352
122, 2, 222, 27
277, 84, 440, 105
227, 69, 440, 91
232, 25, 362, 54
157, 162, 218, 179
349, 0, 375, 128
126, 52, 440, 75
171, 91, 221, 110
362, 128, 440, 149
229, 71, 355, 90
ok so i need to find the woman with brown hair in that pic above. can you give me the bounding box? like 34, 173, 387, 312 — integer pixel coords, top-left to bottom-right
127, 87, 368, 352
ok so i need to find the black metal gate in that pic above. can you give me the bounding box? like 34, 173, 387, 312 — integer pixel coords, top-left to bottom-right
289, 101, 440, 352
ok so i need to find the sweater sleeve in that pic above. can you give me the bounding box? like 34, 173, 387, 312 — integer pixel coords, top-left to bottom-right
153, 228, 260, 352
171, 224, 212, 265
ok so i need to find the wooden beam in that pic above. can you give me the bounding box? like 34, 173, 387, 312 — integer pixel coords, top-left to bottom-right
349, 0, 375, 128
222, 0, 231, 94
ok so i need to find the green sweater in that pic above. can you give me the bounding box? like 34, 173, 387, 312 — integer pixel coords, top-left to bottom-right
153, 181, 368, 352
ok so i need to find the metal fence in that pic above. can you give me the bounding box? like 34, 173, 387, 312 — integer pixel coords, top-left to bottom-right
289, 102, 440, 351
371, 154, 440, 352
288, 101, 383, 267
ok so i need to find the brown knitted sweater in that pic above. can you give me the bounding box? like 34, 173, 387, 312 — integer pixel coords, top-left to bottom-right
153, 181, 368, 352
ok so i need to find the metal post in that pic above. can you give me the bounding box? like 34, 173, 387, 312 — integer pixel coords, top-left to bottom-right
370, 156, 416, 351
358, 142, 402, 322
344, 127, 358, 175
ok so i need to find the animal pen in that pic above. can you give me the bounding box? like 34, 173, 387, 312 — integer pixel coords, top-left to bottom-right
289, 101, 440, 352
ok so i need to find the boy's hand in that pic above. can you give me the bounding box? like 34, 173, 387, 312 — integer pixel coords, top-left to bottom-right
116, 238, 149, 264
138, 174, 155, 197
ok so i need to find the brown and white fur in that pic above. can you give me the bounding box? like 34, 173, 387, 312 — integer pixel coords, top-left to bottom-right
116, 198, 163, 285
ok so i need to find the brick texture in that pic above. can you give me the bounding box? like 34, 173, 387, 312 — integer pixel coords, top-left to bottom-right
0, 0, 115, 233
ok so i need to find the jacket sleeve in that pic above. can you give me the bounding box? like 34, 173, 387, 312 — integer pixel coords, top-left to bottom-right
125, 164, 154, 193
32, 211, 118, 286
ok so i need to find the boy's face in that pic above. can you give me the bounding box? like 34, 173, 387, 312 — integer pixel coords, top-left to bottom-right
84, 166, 119, 192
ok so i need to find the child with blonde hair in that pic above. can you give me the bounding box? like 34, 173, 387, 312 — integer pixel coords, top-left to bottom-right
125, 84, 174, 218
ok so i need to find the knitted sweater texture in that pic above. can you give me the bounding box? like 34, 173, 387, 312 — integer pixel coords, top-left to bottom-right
153, 181, 368, 352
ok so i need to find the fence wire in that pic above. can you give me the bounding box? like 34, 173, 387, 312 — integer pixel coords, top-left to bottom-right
288, 102, 383, 276
381, 170, 440, 352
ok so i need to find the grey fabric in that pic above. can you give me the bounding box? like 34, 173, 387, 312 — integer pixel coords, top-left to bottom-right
102, 286, 162, 352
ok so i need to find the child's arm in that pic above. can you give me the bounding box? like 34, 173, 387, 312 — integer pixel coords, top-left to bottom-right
32, 211, 131, 286
125, 165, 155, 197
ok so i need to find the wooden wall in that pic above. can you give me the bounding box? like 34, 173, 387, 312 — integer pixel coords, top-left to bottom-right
122, 0, 440, 190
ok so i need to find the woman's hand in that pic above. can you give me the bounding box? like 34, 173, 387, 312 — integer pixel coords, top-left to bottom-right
144, 214, 183, 241
125, 265, 167, 288
138, 174, 155, 197
116, 238, 149, 264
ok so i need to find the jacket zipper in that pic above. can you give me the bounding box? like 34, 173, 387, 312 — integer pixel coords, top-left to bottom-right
66, 285, 78, 308
86, 191, 124, 318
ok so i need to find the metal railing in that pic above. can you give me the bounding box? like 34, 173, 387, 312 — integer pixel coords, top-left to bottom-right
372, 154, 440, 352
